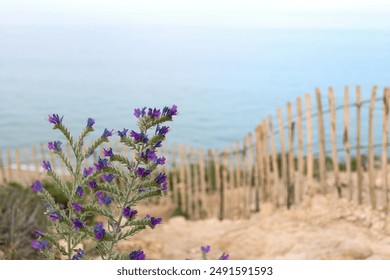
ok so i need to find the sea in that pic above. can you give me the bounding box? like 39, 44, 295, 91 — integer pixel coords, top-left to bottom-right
0, 25, 389, 152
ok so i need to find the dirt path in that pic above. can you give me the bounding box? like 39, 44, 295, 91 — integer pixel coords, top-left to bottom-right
119, 195, 390, 260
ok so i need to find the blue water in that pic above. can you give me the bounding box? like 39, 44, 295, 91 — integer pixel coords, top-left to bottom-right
0, 26, 389, 150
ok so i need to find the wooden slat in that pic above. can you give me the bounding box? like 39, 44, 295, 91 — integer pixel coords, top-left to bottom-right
247, 133, 254, 213
241, 137, 248, 215
368, 86, 377, 208
287, 102, 295, 208
192, 147, 200, 219
32, 146, 39, 174
296, 97, 304, 202
316, 88, 327, 192
199, 148, 206, 217
24, 147, 31, 183
7, 149, 13, 181
356, 86, 363, 204
185, 146, 193, 217
235, 141, 241, 188
0, 151, 6, 183
255, 125, 263, 208
179, 144, 186, 213
268, 116, 280, 205
277, 108, 287, 206
382, 88, 390, 211
343, 86, 353, 201
262, 120, 271, 202
214, 149, 222, 220
171, 143, 178, 205
15, 148, 22, 183
221, 149, 228, 219
305, 93, 314, 196
329, 87, 341, 197
255, 125, 265, 203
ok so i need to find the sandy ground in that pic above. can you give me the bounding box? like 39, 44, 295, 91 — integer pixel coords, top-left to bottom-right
118, 194, 390, 260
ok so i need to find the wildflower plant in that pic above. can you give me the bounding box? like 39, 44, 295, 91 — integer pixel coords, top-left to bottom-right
31, 106, 177, 260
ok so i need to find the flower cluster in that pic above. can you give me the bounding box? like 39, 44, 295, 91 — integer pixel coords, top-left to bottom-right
201, 245, 229, 260
31, 105, 177, 260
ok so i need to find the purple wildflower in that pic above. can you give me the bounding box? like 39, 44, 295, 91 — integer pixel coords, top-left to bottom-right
101, 173, 115, 183
118, 128, 128, 138
48, 114, 63, 125
136, 167, 152, 177
88, 180, 97, 188
93, 222, 106, 240
83, 167, 94, 177
94, 157, 109, 171
42, 160, 51, 171
101, 128, 114, 138
95, 191, 112, 205
130, 130, 148, 143
71, 218, 85, 230
48, 211, 62, 221
148, 108, 161, 118
219, 253, 229, 260
129, 250, 145, 260
122, 207, 138, 219
32, 230, 45, 238
76, 186, 84, 197
154, 141, 162, 148
71, 202, 83, 212
155, 125, 169, 136
31, 180, 43, 192
86, 118, 95, 128
149, 216, 162, 228
134, 107, 146, 118
141, 149, 157, 162
48, 141, 62, 152
201, 245, 211, 254
32, 240, 49, 250
71, 249, 85, 260
155, 173, 167, 184
161, 183, 168, 191
156, 157, 166, 165
103, 147, 113, 157
162, 105, 178, 117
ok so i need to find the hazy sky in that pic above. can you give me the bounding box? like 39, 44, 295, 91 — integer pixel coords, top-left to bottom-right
0, 0, 389, 29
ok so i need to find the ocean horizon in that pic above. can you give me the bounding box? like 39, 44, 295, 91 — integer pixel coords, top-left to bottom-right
1, 25, 389, 151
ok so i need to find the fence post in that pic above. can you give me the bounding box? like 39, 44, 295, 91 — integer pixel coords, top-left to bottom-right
199, 148, 206, 217
185, 146, 193, 218
287, 102, 295, 208
368, 86, 377, 209
179, 144, 187, 214
296, 97, 304, 202
214, 149, 222, 220
316, 88, 327, 192
329, 87, 341, 197
24, 147, 31, 184
277, 108, 287, 206
235, 141, 241, 189
382, 88, 390, 211
191, 147, 200, 219
255, 125, 263, 210
305, 93, 314, 197
262, 120, 271, 202
7, 149, 12, 181
343, 86, 353, 201
0, 151, 6, 184
268, 115, 280, 205
356, 86, 363, 205
221, 149, 228, 219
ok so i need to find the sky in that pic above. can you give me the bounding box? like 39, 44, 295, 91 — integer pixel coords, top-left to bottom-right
0, 0, 389, 29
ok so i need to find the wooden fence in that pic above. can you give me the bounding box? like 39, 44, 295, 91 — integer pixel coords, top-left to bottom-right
1, 86, 390, 220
